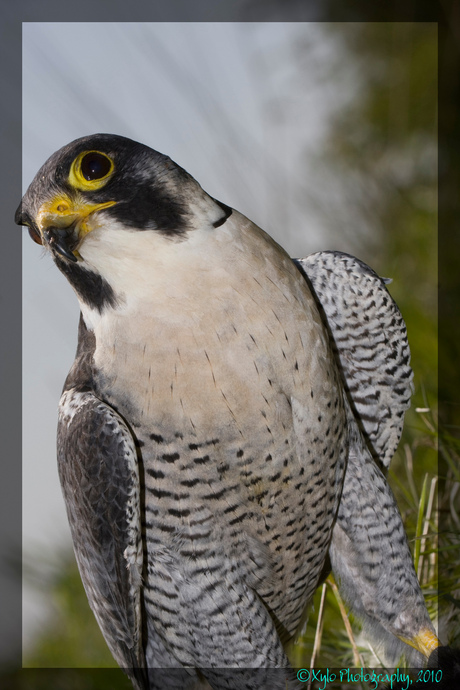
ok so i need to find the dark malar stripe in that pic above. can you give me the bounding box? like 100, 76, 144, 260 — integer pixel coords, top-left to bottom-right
56, 257, 119, 313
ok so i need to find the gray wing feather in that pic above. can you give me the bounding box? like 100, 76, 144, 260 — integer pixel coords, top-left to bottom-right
329, 412, 432, 665
295, 252, 433, 663
294, 251, 413, 468
57, 386, 146, 687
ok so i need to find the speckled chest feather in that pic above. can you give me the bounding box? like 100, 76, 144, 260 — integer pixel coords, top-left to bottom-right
86, 214, 348, 643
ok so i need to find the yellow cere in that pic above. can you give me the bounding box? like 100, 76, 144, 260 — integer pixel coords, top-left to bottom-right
37, 195, 117, 237
36, 194, 79, 231
74, 199, 117, 238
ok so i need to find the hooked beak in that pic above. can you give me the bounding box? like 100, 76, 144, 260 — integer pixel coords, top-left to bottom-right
34, 194, 116, 262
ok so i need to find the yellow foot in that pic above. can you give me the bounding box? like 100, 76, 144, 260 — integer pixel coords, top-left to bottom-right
400, 628, 441, 658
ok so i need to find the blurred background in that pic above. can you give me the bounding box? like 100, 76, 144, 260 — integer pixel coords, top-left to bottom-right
18, 20, 456, 684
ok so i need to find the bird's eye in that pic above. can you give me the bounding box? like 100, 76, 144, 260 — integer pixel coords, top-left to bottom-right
69, 150, 114, 190
80, 152, 112, 181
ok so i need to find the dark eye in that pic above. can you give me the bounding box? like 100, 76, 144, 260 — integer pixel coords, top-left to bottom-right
80, 152, 112, 181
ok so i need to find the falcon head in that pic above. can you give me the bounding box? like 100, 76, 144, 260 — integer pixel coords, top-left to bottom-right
16, 134, 232, 313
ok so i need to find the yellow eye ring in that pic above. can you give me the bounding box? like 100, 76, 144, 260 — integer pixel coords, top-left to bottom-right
69, 150, 114, 191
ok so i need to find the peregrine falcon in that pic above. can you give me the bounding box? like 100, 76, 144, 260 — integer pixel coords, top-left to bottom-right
17, 134, 439, 689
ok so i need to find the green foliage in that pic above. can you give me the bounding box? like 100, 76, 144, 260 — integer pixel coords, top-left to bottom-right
24, 556, 118, 671
320, 23, 437, 411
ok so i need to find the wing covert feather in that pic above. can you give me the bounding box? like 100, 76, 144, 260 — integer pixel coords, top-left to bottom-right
295, 251, 413, 468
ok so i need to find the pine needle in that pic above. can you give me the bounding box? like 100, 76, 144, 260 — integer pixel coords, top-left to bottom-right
417, 476, 437, 582
403, 443, 419, 506
414, 473, 429, 574
308, 582, 327, 680
327, 575, 365, 671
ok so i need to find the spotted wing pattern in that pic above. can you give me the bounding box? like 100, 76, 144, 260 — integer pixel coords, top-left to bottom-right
295, 251, 413, 468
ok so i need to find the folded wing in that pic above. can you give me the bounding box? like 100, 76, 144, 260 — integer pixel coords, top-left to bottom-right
295, 251, 413, 469
58, 383, 146, 688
